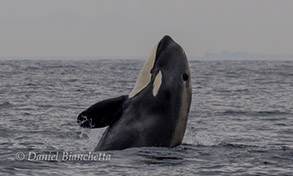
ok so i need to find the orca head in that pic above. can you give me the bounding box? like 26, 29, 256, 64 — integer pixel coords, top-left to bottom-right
152, 35, 191, 96
128, 35, 192, 146
150, 35, 192, 146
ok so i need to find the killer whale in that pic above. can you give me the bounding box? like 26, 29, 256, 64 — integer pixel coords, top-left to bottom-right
77, 35, 192, 151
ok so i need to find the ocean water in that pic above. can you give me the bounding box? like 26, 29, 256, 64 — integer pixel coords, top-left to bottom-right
0, 60, 292, 176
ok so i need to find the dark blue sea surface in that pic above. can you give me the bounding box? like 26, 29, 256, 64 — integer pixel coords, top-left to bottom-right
0, 60, 292, 175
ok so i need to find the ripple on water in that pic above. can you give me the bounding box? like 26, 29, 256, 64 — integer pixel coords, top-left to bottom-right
0, 60, 293, 175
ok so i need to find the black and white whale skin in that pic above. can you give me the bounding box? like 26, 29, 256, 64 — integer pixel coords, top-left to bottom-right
77, 35, 192, 151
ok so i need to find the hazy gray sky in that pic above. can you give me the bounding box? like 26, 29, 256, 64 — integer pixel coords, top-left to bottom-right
1, 0, 293, 58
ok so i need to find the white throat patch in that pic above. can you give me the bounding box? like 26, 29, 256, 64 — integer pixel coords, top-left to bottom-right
152, 71, 162, 96
129, 42, 159, 98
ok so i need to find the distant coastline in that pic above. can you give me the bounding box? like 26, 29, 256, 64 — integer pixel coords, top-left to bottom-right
193, 51, 293, 61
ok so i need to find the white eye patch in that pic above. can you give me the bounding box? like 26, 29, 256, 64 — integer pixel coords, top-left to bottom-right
152, 71, 162, 97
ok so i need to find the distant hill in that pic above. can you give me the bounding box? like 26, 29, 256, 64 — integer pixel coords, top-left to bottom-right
194, 51, 293, 60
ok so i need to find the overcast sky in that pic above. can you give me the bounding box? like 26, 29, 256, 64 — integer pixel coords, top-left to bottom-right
0, 0, 293, 59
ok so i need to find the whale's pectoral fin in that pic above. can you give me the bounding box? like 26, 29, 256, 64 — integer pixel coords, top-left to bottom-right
77, 95, 128, 128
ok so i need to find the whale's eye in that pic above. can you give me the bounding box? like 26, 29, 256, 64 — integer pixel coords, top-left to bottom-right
182, 73, 189, 81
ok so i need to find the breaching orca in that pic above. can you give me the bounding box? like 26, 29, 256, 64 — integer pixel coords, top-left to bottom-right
77, 35, 192, 151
